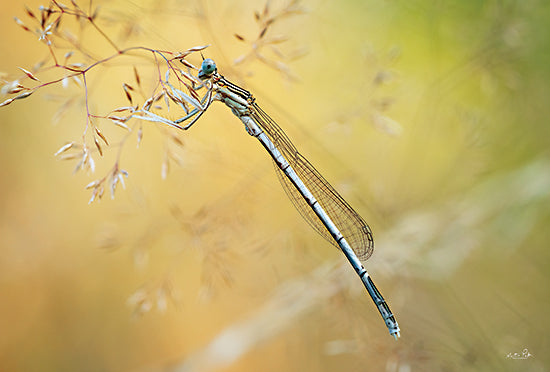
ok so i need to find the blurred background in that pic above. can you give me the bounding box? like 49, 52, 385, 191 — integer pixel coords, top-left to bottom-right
1, 0, 549, 371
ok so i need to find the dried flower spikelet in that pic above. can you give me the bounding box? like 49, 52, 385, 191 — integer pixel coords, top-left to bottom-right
95, 127, 109, 145
64, 51, 74, 61
186, 44, 210, 53
110, 176, 118, 199
0, 98, 15, 108
266, 35, 289, 45
14, 91, 34, 100
187, 86, 201, 102
108, 115, 131, 130
88, 187, 99, 204
122, 83, 133, 104
91, 6, 100, 21
67, 62, 86, 71
57, 152, 80, 161
165, 89, 181, 106
117, 169, 128, 189
142, 96, 154, 111
139, 300, 153, 314
55, 1, 70, 11
163, 90, 171, 112
127, 289, 153, 317
92, 184, 105, 202
24, 6, 37, 19
38, 23, 55, 45
111, 106, 135, 113
73, 146, 95, 174
153, 91, 165, 103
86, 180, 100, 189
178, 69, 198, 84
86, 179, 107, 203
2, 81, 25, 95
13, 17, 31, 32
18, 67, 40, 82
54, 142, 75, 156
94, 137, 103, 156
178, 59, 196, 70
88, 153, 96, 173
174, 52, 189, 59
127, 289, 147, 307
133, 66, 141, 87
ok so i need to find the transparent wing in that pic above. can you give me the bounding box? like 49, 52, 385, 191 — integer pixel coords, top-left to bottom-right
251, 103, 374, 262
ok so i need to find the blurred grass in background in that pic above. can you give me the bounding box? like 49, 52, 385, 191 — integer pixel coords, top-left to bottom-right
0, 0, 549, 371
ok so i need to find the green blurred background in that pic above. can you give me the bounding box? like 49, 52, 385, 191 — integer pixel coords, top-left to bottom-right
1, 0, 549, 371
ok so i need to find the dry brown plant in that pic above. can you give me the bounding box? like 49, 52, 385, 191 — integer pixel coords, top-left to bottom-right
1, 1, 308, 321
1, 0, 306, 204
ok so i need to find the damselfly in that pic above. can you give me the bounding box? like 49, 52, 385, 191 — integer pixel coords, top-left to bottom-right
142, 58, 400, 339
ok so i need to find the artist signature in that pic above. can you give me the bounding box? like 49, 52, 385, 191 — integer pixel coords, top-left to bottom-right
506, 348, 533, 360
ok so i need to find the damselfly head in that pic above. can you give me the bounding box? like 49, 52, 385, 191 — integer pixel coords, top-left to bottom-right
198, 58, 217, 80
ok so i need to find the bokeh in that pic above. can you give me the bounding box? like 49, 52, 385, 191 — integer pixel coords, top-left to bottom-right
1, 0, 549, 371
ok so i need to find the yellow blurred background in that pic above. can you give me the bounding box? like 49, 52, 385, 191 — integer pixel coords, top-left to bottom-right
1, 0, 549, 371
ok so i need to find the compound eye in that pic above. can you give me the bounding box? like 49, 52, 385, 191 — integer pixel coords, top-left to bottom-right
199, 58, 217, 79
